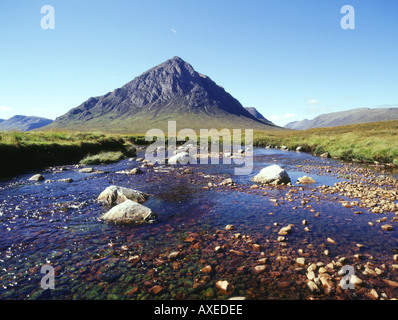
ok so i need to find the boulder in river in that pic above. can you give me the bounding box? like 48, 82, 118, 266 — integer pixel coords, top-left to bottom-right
168, 152, 194, 165
251, 165, 291, 185
98, 185, 149, 206
100, 200, 156, 225
130, 168, 143, 174
28, 174, 45, 181
219, 178, 235, 186
297, 176, 316, 184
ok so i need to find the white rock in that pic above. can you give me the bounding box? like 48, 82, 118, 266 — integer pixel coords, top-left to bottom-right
307, 280, 319, 292
28, 174, 45, 181
251, 165, 291, 185
296, 176, 316, 184
98, 185, 149, 206
307, 271, 316, 281
350, 275, 363, 286
100, 200, 156, 225
168, 152, 195, 165
296, 257, 306, 266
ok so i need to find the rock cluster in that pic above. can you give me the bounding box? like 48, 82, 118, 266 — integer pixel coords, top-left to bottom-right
98, 186, 154, 225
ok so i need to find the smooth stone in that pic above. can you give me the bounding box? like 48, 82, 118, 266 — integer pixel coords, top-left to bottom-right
251, 165, 291, 185
215, 280, 234, 295
28, 174, 45, 181
168, 152, 194, 165
100, 200, 156, 225
98, 185, 149, 206
297, 176, 316, 184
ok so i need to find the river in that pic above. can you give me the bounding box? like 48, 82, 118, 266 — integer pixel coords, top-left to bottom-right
1, 148, 397, 300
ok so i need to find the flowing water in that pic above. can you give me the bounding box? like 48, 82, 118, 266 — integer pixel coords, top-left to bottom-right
1, 148, 397, 300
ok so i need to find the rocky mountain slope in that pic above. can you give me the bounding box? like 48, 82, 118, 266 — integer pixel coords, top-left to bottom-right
45, 57, 279, 133
245, 107, 275, 126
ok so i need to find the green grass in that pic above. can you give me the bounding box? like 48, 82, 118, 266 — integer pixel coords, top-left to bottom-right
1, 119, 398, 177
0, 130, 131, 178
0, 130, 114, 146
80, 151, 126, 165
252, 120, 398, 164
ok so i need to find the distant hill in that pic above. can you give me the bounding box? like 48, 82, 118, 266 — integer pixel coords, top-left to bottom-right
0, 115, 53, 132
245, 107, 275, 126
285, 108, 398, 130
45, 57, 280, 133
0, 119, 4, 124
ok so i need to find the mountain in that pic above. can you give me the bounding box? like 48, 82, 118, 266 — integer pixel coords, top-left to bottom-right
245, 107, 275, 126
45, 57, 280, 133
0, 115, 53, 132
0, 119, 4, 124
285, 108, 398, 130
284, 118, 312, 130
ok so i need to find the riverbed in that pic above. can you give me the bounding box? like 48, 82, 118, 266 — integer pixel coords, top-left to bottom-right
1, 148, 398, 300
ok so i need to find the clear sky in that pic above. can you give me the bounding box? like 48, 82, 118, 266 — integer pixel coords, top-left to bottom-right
0, 0, 397, 126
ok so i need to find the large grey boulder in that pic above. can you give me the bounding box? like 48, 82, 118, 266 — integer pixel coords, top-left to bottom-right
168, 152, 194, 165
100, 200, 156, 225
97, 185, 149, 206
251, 165, 291, 185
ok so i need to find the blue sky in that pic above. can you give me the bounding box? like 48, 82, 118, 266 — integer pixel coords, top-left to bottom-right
0, 0, 397, 126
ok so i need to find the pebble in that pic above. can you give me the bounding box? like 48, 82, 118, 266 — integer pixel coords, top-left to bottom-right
168, 251, 180, 259
381, 224, 393, 231
350, 275, 363, 287
296, 258, 306, 266
368, 289, 379, 300
278, 225, 293, 236
225, 225, 235, 231
149, 285, 163, 295
200, 266, 212, 274
307, 271, 316, 281
307, 280, 319, 292
216, 281, 234, 295
326, 238, 337, 245
253, 265, 266, 274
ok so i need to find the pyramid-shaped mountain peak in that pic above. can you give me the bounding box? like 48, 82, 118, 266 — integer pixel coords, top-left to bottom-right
46, 57, 278, 132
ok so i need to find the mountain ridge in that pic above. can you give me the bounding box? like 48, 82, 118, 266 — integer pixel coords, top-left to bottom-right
245, 107, 275, 126
285, 107, 398, 130
0, 115, 53, 132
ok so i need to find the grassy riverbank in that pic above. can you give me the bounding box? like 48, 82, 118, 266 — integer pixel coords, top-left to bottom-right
1, 120, 398, 178
0, 131, 136, 178
253, 120, 398, 165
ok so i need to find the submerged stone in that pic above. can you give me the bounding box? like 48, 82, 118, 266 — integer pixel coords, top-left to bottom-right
297, 176, 316, 184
